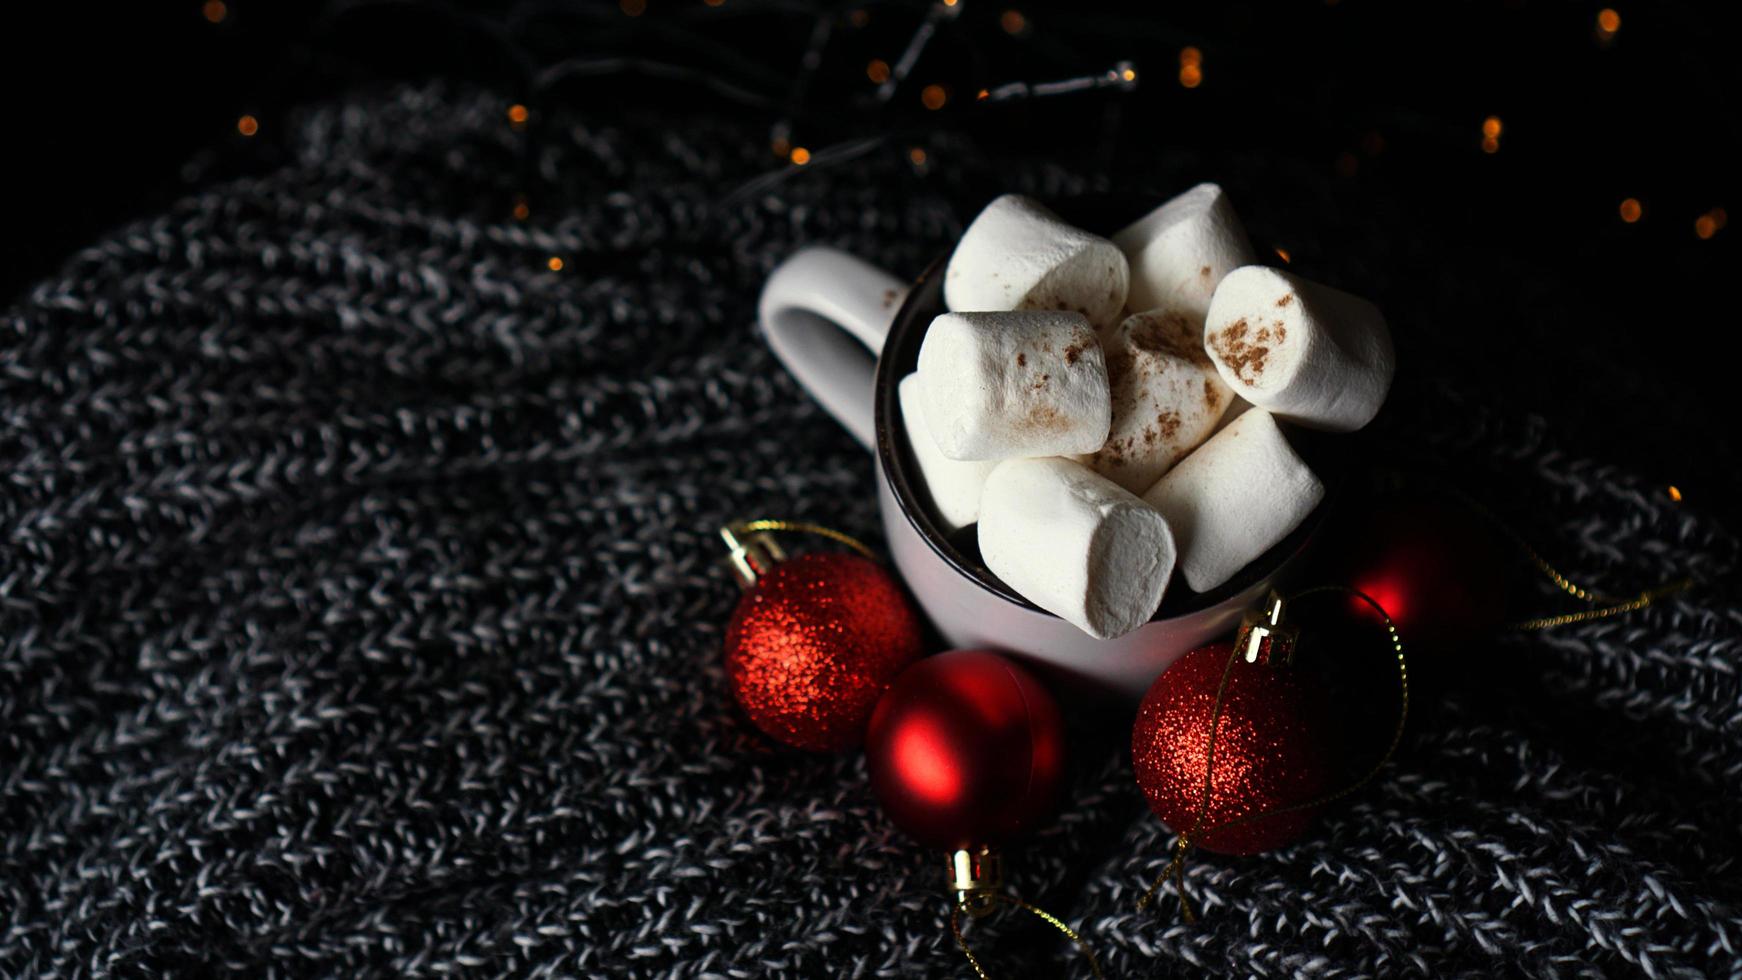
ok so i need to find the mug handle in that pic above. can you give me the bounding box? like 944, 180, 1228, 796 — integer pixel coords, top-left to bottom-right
758, 247, 909, 451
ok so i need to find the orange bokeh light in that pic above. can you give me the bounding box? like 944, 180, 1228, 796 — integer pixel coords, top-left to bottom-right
921, 85, 947, 110
236, 114, 258, 137
1619, 198, 1642, 223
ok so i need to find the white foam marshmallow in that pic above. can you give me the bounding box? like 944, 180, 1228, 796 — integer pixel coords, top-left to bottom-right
1141, 409, 1324, 593
979, 457, 1177, 640
1203, 266, 1394, 432
896, 373, 998, 534
1113, 183, 1256, 321
917, 310, 1111, 460
1073, 307, 1234, 493
944, 195, 1129, 330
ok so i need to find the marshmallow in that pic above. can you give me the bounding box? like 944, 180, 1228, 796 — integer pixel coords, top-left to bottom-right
1113, 183, 1256, 321
917, 310, 1111, 460
1073, 307, 1234, 493
1141, 408, 1324, 593
1203, 266, 1394, 432
897, 373, 999, 534
944, 195, 1129, 330
1210, 393, 1253, 435
979, 457, 1177, 640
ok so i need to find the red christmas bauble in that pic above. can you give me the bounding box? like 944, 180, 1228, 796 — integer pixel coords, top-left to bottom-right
1321, 491, 1508, 650
724, 553, 923, 752
1132, 642, 1334, 856
865, 650, 1066, 850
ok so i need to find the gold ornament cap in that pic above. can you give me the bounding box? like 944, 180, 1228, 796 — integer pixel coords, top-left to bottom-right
1237, 591, 1299, 666
946, 846, 1004, 918
719, 525, 787, 587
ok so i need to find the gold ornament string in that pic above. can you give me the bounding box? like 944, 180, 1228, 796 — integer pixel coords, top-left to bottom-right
1138, 586, 1409, 922
724, 519, 877, 559
951, 893, 1104, 980
1441, 486, 1695, 631
1500, 526, 1692, 630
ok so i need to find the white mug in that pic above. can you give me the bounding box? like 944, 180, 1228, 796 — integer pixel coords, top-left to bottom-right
757, 206, 1328, 701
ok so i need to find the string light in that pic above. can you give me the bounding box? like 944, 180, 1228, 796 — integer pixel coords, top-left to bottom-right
620, 0, 645, 16
909, 147, 928, 166
1667, 485, 1683, 502
236, 114, 259, 137
1596, 8, 1621, 39
921, 84, 948, 110
977, 88, 990, 100
979, 62, 1140, 104
507, 104, 529, 127
1001, 10, 1027, 34
547, 256, 565, 272
867, 59, 891, 84
512, 199, 531, 221
1694, 208, 1726, 239
1481, 115, 1502, 153
1618, 198, 1642, 223
1274, 247, 1292, 263
771, 137, 791, 158
789, 146, 812, 165
876, 1, 961, 104
202, 0, 228, 24
1178, 47, 1203, 88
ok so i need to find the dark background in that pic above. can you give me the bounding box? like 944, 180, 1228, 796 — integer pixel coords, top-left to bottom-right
3, 0, 1735, 526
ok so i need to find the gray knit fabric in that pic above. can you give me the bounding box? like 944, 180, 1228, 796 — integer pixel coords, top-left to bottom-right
2, 86, 1738, 978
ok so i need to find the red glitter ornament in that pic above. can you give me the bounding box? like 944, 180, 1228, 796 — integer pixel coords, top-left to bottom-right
724, 552, 923, 752
865, 650, 1066, 851
1132, 641, 1334, 856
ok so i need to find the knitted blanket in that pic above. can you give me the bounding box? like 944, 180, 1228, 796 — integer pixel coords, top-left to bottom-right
2, 86, 1737, 978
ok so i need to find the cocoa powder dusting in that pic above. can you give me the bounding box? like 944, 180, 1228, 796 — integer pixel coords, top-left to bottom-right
1016, 353, 1026, 367
1211, 318, 1270, 384
1129, 312, 1212, 368
1063, 342, 1085, 365
1204, 378, 1221, 408
1156, 410, 1181, 440
1275, 294, 1293, 308
1022, 402, 1069, 433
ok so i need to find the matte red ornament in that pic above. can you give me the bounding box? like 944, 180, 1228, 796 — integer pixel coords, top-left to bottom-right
1321, 491, 1508, 650
865, 650, 1066, 851
1132, 641, 1334, 856
724, 553, 923, 752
